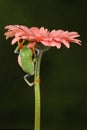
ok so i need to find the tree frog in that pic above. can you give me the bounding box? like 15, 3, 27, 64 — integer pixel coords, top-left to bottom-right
15, 45, 37, 86
19, 46, 36, 86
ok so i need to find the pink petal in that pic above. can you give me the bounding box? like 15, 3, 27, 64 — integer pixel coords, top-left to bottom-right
11, 37, 20, 45
27, 42, 36, 48
56, 43, 61, 48
15, 32, 24, 37
41, 41, 50, 46
61, 39, 70, 48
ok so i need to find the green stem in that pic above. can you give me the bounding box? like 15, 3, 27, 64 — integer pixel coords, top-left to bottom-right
34, 51, 43, 130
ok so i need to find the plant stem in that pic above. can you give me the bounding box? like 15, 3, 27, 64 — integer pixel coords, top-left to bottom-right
34, 51, 43, 130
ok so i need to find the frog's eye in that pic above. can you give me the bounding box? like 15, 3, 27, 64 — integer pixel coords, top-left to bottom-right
24, 74, 34, 87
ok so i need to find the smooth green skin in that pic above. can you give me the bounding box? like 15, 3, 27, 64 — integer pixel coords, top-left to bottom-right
20, 46, 34, 75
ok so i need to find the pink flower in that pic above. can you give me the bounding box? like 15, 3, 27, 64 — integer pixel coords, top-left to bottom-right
4, 25, 81, 49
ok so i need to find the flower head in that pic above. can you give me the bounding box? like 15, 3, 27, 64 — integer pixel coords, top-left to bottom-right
4, 25, 81, 49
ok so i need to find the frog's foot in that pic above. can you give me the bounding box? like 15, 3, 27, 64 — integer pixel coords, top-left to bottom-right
24, 74, 34, 87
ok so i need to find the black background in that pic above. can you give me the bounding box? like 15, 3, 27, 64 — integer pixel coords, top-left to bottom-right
0, 0, 87, 130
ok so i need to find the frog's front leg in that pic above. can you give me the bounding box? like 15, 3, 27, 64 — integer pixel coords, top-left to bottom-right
14, 40, 25, 54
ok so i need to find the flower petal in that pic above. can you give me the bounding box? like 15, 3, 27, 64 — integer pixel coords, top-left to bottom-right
11, 37, 20, 45
61, 39, 70, 48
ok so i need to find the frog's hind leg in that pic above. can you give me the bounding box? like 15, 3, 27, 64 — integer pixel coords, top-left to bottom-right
24, 74, 34, 87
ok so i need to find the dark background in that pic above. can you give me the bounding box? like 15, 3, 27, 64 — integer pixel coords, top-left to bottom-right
0, 0, 87, 130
